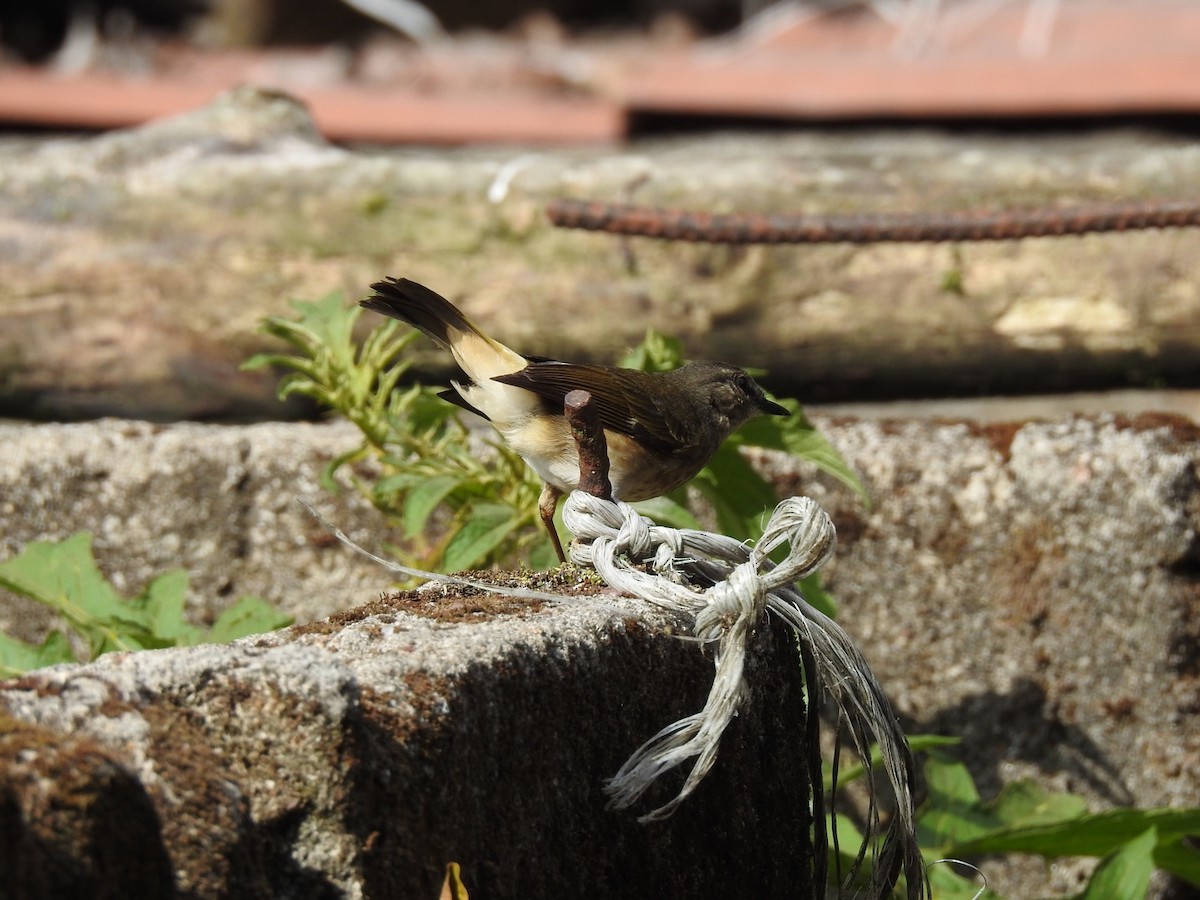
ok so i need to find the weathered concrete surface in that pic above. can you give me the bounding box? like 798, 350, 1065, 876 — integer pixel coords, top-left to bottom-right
0, 419, 387, 643
1, 412, 1197, 896
760, 412, 1200, 897
3, 87, 1200, 420
0, 587, 811, 900
756, 412, 1200, 807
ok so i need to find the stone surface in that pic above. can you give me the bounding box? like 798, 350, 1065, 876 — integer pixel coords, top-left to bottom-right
759, 413, 1200, 806
2, 87, 1200, 420
0, 586, 812, 899
1, 412, 1198, 896
0, 419, 386, 641
760, 411, 1200, 897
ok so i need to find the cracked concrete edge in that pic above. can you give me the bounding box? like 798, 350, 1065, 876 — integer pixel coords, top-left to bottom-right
1, 590, 813, 899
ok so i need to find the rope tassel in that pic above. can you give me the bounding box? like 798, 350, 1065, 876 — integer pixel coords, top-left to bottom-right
563, 491, 927, 898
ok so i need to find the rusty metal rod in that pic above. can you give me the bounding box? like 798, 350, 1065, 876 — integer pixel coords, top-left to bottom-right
545, 197, 1200, 244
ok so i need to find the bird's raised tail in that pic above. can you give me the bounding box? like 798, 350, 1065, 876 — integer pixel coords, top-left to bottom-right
362, 277, 526, 381
363, 277, 481, 349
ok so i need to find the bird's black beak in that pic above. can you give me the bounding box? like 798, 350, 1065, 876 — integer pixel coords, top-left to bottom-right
759, 397, 789, 416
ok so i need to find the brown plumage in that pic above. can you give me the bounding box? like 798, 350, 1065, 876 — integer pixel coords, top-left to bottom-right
361, 277, 787, 562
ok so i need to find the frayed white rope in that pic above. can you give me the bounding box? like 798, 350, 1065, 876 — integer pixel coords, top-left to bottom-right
563, 490, 926, 897
566, 492, 835, 819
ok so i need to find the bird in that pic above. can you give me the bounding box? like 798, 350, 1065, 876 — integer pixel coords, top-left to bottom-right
360, 277, 788, 563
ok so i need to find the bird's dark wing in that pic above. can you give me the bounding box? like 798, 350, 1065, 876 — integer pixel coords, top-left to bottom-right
494, 362, 689, 455
438, 388, 487, 420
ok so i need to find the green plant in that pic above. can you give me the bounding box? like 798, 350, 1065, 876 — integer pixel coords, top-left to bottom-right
244, 293, 867, 581
940, 246, 967, 296
0, 533, 291, 678
244, 293, 558, 571
826, 738, 1200, 898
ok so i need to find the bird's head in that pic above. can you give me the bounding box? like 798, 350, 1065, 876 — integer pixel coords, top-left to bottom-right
675, 361, 788, 437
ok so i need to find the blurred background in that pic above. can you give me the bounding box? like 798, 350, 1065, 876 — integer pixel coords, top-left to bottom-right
3, 0, 1200, 142
2, 0, 1199, 421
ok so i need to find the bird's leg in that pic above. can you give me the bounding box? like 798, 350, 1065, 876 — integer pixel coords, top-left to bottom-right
539, 482, 566, 563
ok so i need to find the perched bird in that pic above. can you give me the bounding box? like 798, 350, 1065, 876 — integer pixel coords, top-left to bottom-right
361, 277, 788, 562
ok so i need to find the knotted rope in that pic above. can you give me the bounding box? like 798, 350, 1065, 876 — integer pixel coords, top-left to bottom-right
563, 490, 927, 899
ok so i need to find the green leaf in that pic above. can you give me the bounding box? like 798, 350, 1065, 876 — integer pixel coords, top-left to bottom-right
286, 293, 358, 361
1078, 827, 1157, 900
825, 811, 871, 890
633, 495, 703, 531
442, 504, 523, 572
208, 597, 293, 644
619, 329, 685, 372
990, 777, 1088, 829
924, 858, 998, 900
826, 735, 961, 791
136, 568, 202, 645
527, 537, 563, 571
906, 749, 1200, 897
402, 385, 465, 434
320, 443, 370, 493
917, 754, 993, 849
0, 533, 292, 673
826, 808, 1001, 900
0, 533, 151, 656
1153, 834, 1200, 887
373, 470, 428, 497
402, 475, 464, 537
736, 398, 870, 507
0, 631, 77, 678
950, 806, 1200, 860
918, 750, 1098, 859
925, 752, 982, 806
798, 572, 837, 619
240, 352, 279, 371
691, 444, 779, 539
0, 533, 123, 616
